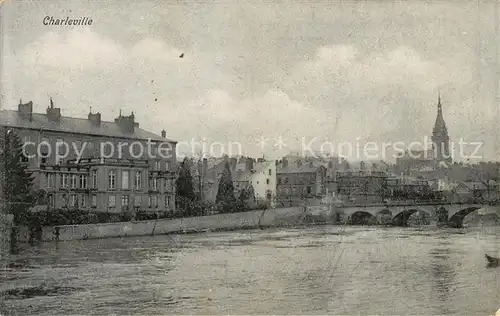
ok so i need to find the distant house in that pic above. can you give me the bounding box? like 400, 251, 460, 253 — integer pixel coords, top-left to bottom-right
276, 158, 327, 206
451, 181, 488, 203
337, 170, 389, 204
427, 177, 457, 192
189, 156, 258, 204
233, 161, 277, 207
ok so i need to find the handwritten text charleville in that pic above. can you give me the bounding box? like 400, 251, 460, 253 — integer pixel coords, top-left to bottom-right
43, 16, 93, 26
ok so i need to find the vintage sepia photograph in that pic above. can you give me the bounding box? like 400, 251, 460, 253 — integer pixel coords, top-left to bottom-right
0, 0, 499, 315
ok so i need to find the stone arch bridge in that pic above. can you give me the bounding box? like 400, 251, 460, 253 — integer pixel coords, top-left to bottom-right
336, 203, 487, 227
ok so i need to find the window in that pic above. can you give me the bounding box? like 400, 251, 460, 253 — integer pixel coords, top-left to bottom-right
81, 194, 87, 207
277, 177, 281, 185
92, 170, 98, 189
165, 162, 170, 171
121, 195, 129, 208
269, 169, 272, 175
70, 194, 77, 207
108, 170, 116, 189
45, 173, 54, 188
91, 194, 97, 207
71, 175, 77, 188
266, 179, 270, 185
48, 194, 55, 207
152, 178, 158, 191
122, 170, 130, 189
61, 174, 68, 188
108, 195, 116, 207
134, 195, 141, 206
155, 161, 161, 170
23, 135, 31, 143
165, 195, 171, 207
56, 138, 65, 164
149, 195, 158, 208
80, 175, 87, 189
88, 141, 94, 149
134, 171, 142, 190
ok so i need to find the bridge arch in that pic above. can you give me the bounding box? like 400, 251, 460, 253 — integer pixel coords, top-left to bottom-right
376, 209, 392, 225
392, 209, 431, 227
348, 211, 376, 225
448, 207, 482, 228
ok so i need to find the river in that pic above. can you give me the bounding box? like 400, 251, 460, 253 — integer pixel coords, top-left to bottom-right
1, 225, 500, 315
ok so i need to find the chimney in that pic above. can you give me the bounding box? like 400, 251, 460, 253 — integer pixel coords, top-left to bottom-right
115, 111, 136, 133
18, 100, 33, 120
46, 97, 61, 122
230, 157, 237, 171
161, 129, 166, 138
88, 110, 102, 126
246, 157, 254, 171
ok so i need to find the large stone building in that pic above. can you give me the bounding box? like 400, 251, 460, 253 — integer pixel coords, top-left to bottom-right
276, 158, 327, 206
0, 99, 177, 219
336, 170, 388, 204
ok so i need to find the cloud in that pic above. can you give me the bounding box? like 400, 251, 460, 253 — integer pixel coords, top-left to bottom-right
21, 29, 127, 70
2, 2, 497, 162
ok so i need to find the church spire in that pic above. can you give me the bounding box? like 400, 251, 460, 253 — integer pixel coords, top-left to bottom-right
438, 90, 441, 111
431, 92, 451, 163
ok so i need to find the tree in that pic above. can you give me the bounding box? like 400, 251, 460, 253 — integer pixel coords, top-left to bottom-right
175, 157, 196, 213
0, 128, 35, 225
216, 161, 236, 211
238, 184, 255, 210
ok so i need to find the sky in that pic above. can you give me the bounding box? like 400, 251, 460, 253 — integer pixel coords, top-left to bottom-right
1, 0, 499, 162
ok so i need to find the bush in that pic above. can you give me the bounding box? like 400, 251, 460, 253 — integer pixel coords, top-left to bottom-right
28, 209, 112, 227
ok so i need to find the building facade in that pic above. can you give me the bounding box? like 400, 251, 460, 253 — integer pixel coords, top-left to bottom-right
336, 170, 388, 204
0, 99, 177, 219
276, 158, 327, 206
233, 160, 277, 207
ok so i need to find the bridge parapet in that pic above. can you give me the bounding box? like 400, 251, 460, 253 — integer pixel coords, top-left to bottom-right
334, 203, 487, 227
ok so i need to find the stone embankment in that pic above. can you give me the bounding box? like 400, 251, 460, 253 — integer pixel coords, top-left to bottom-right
17, 206, 337, 243
0, 213, 14, 267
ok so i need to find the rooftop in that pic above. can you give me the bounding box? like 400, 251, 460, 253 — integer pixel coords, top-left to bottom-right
0, 107, 176, 143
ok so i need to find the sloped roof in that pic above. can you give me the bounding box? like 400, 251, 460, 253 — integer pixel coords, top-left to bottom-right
459, 181, 487, 190
0, 109, 175, 143
277, 164, 323, 174
233, 161, 273, 182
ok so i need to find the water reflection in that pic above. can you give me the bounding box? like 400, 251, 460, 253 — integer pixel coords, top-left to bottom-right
429, 241, 457, 315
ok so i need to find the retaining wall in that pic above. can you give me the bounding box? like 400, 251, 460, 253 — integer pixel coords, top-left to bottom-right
0, 213, 13, 268
18, 207, 317, 242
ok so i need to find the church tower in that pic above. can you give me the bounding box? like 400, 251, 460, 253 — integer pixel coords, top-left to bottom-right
431, 93, 452, 164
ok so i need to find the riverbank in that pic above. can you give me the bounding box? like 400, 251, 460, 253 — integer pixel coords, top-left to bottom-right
17, 206, 325, 242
